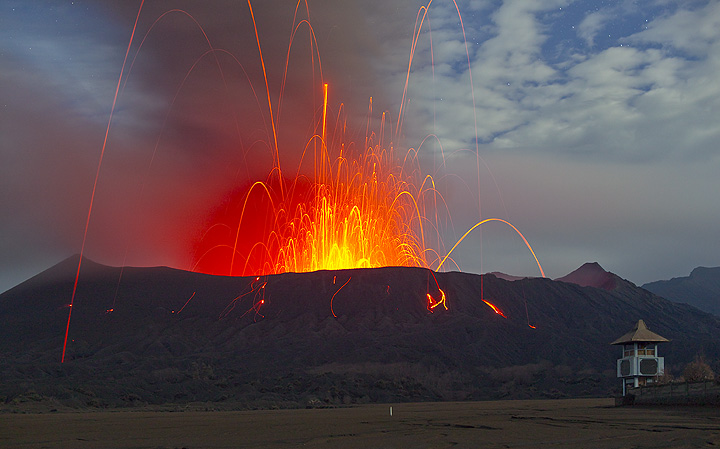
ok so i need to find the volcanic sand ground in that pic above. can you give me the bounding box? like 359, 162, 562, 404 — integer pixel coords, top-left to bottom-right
3, 398, 720, 449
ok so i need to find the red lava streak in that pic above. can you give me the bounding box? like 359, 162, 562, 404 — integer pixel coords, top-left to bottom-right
482, 299, 506, 318
330, 277, 352, 318
426, 289, 447, 312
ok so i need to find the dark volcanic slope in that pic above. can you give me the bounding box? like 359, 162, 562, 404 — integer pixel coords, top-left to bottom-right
2, 256, 720, 409
643, 266, 720, 316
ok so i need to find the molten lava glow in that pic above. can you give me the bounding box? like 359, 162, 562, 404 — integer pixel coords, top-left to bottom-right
192, 3, 452, 278
194, 107, 438, 276
426, 288, 448, 312
482, 299, 506, 318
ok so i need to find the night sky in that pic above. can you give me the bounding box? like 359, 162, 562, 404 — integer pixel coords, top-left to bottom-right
2, 0, 719, 293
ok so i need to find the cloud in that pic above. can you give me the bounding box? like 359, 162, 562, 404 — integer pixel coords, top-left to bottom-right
625, 1, 720, 56
383, 0, 720, 165
577, 10, 611, 48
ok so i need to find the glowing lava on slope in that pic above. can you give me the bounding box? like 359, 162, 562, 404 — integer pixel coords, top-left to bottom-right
482, 299, 506, 319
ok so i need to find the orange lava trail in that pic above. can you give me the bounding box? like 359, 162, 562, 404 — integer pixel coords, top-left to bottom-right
437, 218, 545, 278
242, 278, 267, 320
330, 277, 352, 318
61, 0, 145, 364
278, 7, 321, 122
426, 288, 447, 312
219, 277, 266, 319
322, 82, 328, 149
247, 0, 281, 173
425, 269, 447, 311
396, 3, 430, 138
482, 299, 506, 318
174, 292, 196, 315
480, 269, 505, 319
251, 298, 266, 320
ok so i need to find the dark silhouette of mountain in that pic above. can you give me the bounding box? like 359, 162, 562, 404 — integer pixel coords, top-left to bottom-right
488, 271, 528, 282
2, 256, 720, 410
643, 267, 720, 316
555, 262, 634, 291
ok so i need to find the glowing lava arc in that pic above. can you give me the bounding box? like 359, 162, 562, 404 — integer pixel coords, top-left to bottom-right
426, 289, 447, 312
437, 218, 545, 278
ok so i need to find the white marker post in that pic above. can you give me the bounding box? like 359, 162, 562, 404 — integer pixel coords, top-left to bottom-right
389, 406, 393, 416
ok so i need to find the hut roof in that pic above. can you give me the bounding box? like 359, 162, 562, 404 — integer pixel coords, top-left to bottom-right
611, 319, 669, 345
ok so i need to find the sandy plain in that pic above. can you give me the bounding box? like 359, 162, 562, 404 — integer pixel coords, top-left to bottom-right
2, 398, 720, 449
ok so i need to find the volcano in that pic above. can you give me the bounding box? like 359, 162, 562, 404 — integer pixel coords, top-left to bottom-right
554, 262, 633, 291
2, 256, 720, 410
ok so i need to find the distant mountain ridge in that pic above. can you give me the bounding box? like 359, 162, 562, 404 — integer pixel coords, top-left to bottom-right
488, 271, 528, 282
2, 256, 720, 410
643, 266, 720, 316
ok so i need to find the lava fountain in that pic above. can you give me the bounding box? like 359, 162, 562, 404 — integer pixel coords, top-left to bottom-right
61, 0, 545, 362
190, 1, 543, 279
193, 85, 442, 276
